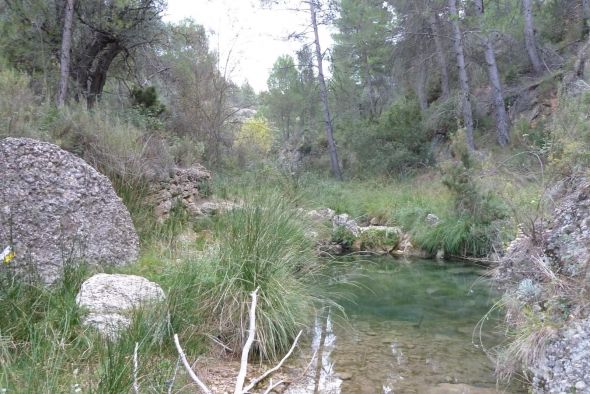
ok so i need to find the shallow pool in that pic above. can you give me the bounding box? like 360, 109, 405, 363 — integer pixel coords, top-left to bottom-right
287, 257, 523, 393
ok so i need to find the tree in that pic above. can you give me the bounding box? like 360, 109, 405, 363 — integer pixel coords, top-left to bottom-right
428, 7, 450, 100
3, 0, 166, 108
56, 0, 75, 108
522, 0, 544, 74
475, 0, 510, 147
310, 0, 343, 179
266, 55, 301, 141
72, 0, 166, 107
154, 20, 236, 166
449, 0, 475, 150
332, 0, 393, 120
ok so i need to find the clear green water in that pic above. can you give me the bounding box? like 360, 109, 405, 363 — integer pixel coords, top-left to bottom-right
288, 257, 523, 394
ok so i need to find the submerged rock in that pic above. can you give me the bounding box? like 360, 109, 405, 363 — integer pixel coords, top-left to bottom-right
76, 273, 166, 339
426, 383, 497, 394
0, 137, 139, 284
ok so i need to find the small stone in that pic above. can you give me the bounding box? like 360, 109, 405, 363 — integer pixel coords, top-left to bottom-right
575, 381, 586, 390
338, 372, 353, 381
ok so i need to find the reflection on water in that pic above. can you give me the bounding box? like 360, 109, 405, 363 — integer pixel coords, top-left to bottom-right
287, 258, 523, 394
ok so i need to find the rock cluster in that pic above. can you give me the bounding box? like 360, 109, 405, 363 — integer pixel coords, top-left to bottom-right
532, 316, 590, 393
497, 177, 590, 391
76, 273, 166, 338
0, 137, 139, 284
148, 166, 211, 221
307, 208, 430, 257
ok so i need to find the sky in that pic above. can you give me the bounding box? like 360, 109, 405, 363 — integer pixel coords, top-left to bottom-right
163, 0, 334, 92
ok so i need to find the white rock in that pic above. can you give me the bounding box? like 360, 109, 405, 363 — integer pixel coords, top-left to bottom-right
307, 208, 336, 221
76, 273, 166, 338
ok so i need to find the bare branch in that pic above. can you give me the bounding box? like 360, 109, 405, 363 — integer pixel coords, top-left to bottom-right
241, 330, 303, 394
234, 287, 260, 394
263, 379, 286, 394
173, 334, 213, 394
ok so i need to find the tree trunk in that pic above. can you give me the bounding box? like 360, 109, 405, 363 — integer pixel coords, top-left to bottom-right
583, 0, 590, 38
448, 0, 475, 151
415, 60, 429, 112
475, 0, 510, 147
362, 49, 377, 120
522, 0, 544, 75
86, 42, 122, 108
429, 12, 450, 100
71, 32, 122, 109
56, 0, 75, 108
310, 0, 343, 180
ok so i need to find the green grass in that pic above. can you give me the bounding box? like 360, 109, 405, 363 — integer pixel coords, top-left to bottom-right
0, 263, 183, 393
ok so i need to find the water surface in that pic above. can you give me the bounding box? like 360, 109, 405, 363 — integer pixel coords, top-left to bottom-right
288, 257, 520, 393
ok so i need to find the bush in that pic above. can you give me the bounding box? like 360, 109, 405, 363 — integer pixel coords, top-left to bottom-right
345, 97, 432, 177
166, 192, 324, 361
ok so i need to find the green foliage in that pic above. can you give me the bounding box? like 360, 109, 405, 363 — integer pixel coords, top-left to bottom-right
357, 228, 400, 251
421, 131, 508, 256
0, 66, 42, 139
345, 97, 432, 177
131, 86, 166, 118
332, 226, 356, 248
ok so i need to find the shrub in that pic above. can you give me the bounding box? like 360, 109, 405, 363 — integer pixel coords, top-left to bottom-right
346, 97, 432, 177
357, 228, 400, 251
167, 192, 324, 361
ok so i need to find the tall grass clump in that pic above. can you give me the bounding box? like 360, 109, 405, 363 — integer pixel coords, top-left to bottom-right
168, 192, 323, 361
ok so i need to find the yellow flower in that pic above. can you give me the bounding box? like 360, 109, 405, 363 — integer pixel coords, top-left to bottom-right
1, 246, 15, 265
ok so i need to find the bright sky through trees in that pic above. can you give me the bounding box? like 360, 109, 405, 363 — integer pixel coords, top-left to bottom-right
164, 0, 334, 92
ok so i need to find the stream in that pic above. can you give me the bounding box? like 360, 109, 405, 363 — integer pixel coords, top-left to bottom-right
287, 257, 524, 394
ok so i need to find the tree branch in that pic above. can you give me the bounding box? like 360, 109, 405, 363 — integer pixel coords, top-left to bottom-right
241, 330, 303, 394
173, 334, 213, 394
234, 287, 259, 394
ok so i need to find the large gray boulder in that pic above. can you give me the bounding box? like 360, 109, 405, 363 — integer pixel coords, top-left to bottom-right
0, 137, 139, 284
76, 273, 166, 338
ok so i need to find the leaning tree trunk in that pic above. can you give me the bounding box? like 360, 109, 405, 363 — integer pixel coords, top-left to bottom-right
71, 32, 122, 109
475, 0, 510, 147
522, 0, 544, 75
583, 0, 590, 38
310, 0, 343, 180
429, 12, 450, 100
448, 0, 475, 151
56, 0, 75, 108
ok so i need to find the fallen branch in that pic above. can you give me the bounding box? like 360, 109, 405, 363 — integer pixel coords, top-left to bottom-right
174, 286, 304, 394
241, 330, 303, 394
234, 287, 259, 394
263, 379, 285, 394
173, 334, 213, 394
